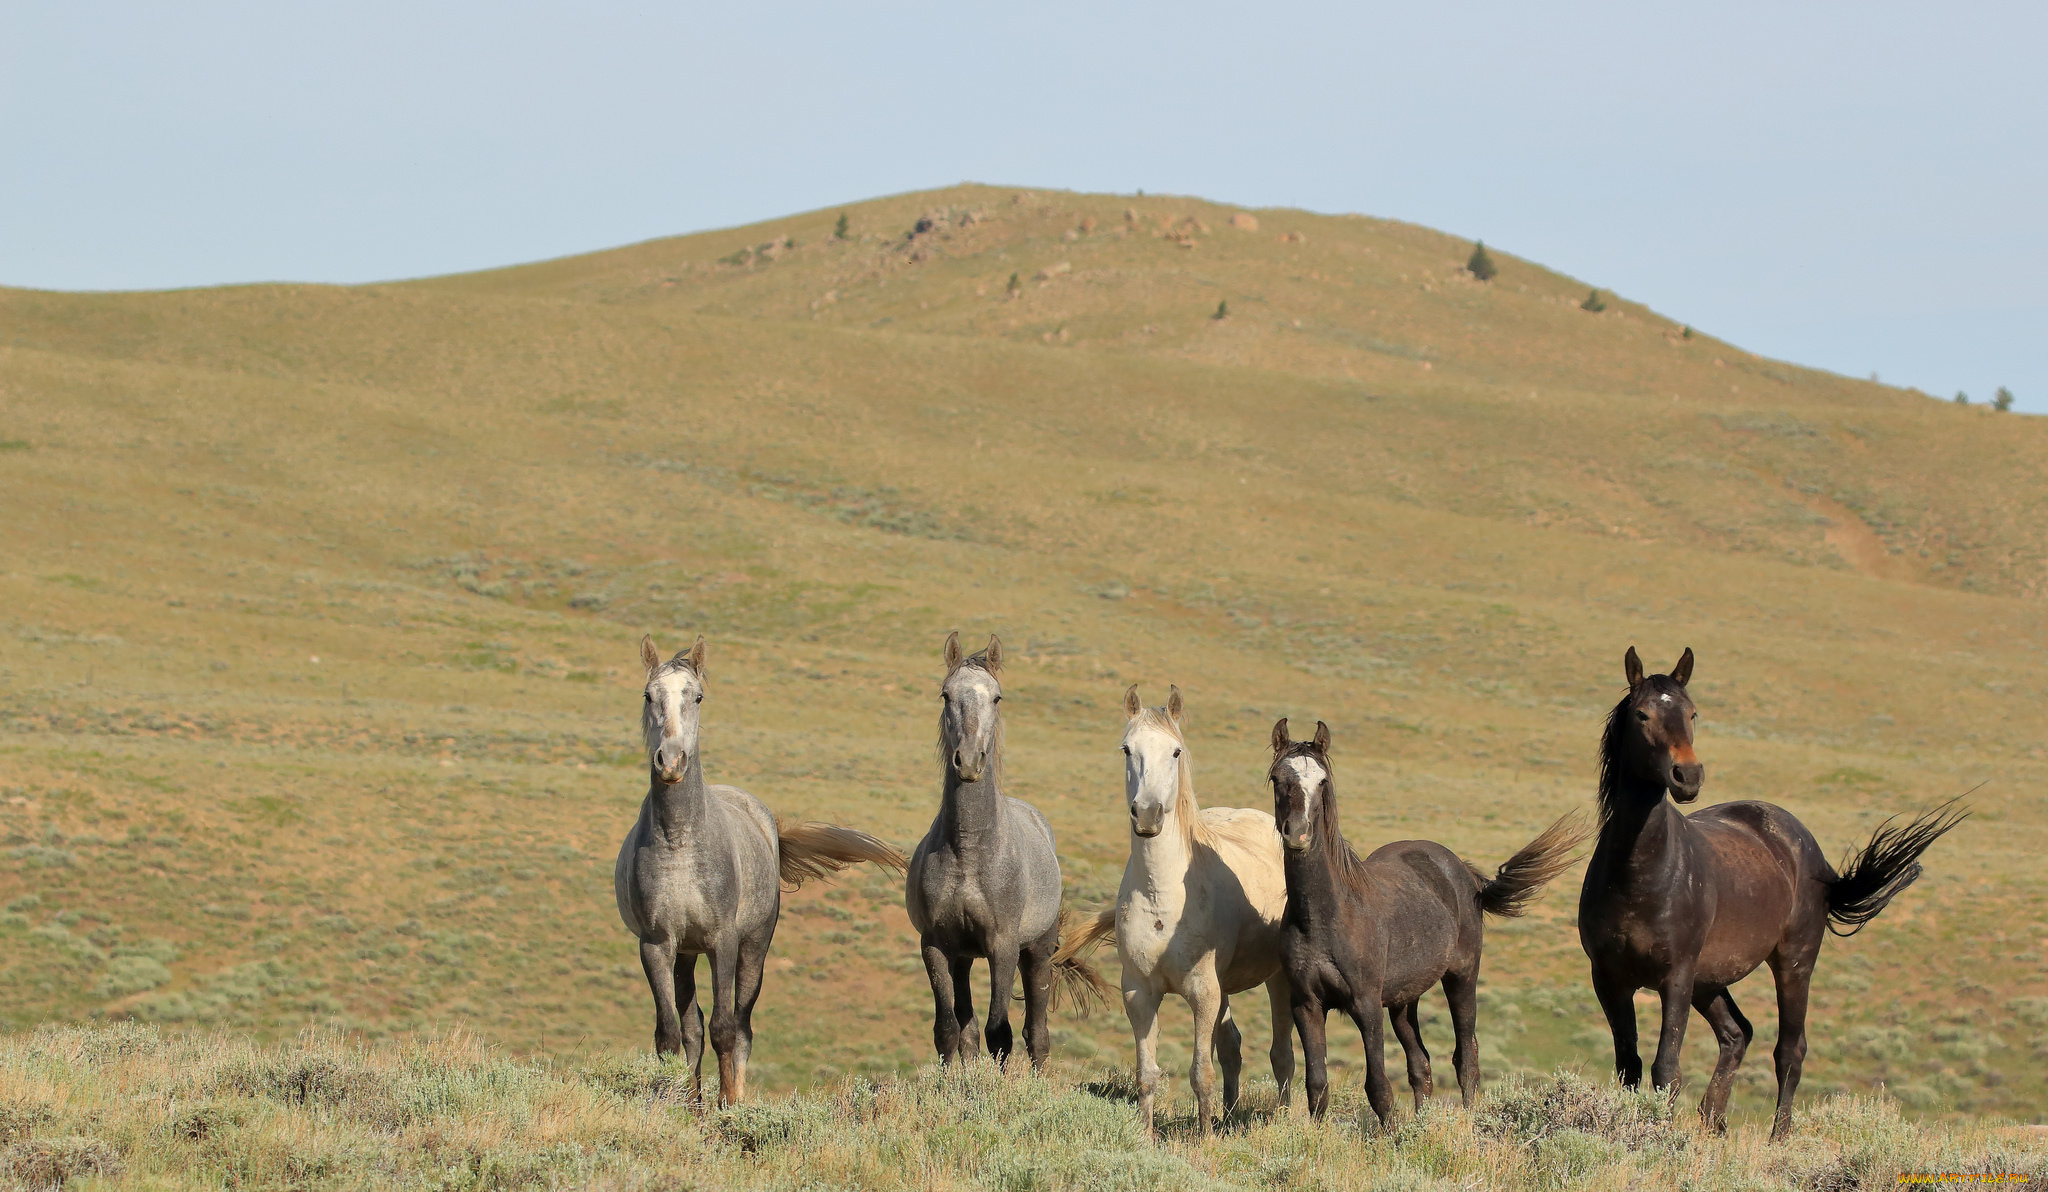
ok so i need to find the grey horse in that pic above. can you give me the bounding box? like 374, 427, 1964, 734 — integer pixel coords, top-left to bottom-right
615, 634, 906, 1104
907, 632, 1108, 1070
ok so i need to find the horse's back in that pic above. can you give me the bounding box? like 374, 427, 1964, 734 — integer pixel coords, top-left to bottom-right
1686, 800, 1827, 979
1359, 839, 1475, 998
1199, 806, 1288, 924
1690, 800, 1829, 881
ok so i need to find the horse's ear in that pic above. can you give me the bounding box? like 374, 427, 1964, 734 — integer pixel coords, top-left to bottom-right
1624, 646, 1645, 691
1270, 717, 1291, 754
1312, 720, 1331, 754
1671, 647, 1694, 688
1123, 684, 1143, 719
639, 635, 661, 674
943, 631, 962, 672
985, 635, 1003, 673
1166, 684, 1184, 723
678, 634, 707, 675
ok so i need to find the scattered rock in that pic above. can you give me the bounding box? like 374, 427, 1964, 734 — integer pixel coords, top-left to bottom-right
1229, 212, 1259, 231
1078, 216, 1097, 233
1034, 262, 1072, 281
1280, 231, 1309, 245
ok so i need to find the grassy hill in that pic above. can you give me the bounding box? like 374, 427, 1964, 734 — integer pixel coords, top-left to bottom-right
2, 184, 2045, 1134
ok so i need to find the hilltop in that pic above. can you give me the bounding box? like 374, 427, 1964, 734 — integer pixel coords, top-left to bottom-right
1, 184, 2044, 1128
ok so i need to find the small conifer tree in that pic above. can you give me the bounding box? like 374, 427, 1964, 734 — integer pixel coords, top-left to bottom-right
1466, 241, 1497, 282
1581, 289, 1607, 313
1954, 391, 1969, 405
833, 213, 850, 240
1005, 272, 1021, 299
1213, 300, 1230, 320
1994, 386, 2016, 412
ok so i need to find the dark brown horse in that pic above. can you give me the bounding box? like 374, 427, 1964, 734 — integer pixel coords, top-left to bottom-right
1269, 718, 1586, 1129
1579, 647, 1967, 1139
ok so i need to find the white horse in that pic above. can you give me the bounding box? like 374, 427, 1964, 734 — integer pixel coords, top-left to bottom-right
1063, 685, 1294, 1134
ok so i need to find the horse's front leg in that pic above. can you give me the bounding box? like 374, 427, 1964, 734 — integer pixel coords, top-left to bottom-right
1291, 994, 1331, 1119
1352, 993, 1395, 1131
1649, 966, 1697, 1093
1184, 968, 1226, 1135
920, 937, 962, 1064
1124, 974, 1165, 1136
983, 938, 1019, 1067
706, 943, 743, 1106
671, 951, 706, 1097
639, 938, 683, 1058
1590, 964, 1643, 1088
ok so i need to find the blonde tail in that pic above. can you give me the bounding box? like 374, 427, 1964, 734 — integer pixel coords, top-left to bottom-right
775, 819, 908, 891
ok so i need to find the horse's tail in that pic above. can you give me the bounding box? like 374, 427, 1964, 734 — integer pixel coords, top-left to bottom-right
1473, 810, 1590, 918
1046, 908, 1117, 1018
1825, 798, 1968, 936
775, 819, 908, 891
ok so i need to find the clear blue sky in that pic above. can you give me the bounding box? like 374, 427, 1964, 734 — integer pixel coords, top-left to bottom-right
4, 2, 2041, 409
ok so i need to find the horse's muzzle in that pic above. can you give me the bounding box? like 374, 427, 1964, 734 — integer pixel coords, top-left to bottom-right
1668, 762, 1704, 803
655, 743, 688, 784
952, 750, 984, 783
1282, 832, 1313, 852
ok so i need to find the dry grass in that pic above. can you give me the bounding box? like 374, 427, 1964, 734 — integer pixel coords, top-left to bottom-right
0, 185, 2044, 1127
0, 1024, 2040, 1190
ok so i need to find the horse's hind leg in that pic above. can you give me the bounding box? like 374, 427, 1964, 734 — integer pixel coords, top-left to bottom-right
1442, 965, 1481, 1106
1264, 973, 1296, 1110
672, 952, 706, 1096
730, 935, 770, 1104
1691, 983, 1752, 1133
983, 941, 1019, 1067
920, 938, 962, 1064
1214, 995, 1245, 1115
1387, 1000, 1432, 1112
1590, 964, 1643, 1088
1766, 949, 1814, 1141
951, 954, 983, 1059
1019, 926, 1056, 1072
640, 939, 683, 1058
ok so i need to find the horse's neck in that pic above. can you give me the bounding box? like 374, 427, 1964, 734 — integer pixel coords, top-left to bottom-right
649, 755, 711, 842
1126, 814, 1196, 900
1281, 840, 1354, 928
941, 773, 1003, 846
1594, 787, 1686, 884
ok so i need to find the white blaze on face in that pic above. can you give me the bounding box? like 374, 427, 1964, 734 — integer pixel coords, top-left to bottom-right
1283, 756, 1327, 793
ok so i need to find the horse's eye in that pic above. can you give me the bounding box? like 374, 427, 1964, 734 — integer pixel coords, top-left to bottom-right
695, 695, 704, 704
1121, 745, 1130, 756
1172, 748, 1182, 759
993, 695, 1003, 704
1636, 710, 1650, 722
643, 693, 652, 703
1689, 712, 1696, 721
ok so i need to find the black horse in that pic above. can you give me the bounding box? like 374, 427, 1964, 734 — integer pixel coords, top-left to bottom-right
1269, 718, 1585, 1129
1579, 647, 1966, 1138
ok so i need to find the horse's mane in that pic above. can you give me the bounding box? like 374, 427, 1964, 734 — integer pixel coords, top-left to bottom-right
935, 649, 1004, 788
1127, 707, 1213, 850
1597, 676, 1681, 823
1272, 742, 1368, 886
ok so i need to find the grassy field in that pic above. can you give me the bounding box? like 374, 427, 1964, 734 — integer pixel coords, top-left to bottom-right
0, 1023, 2040, 1191
2, 184, 2045, 1140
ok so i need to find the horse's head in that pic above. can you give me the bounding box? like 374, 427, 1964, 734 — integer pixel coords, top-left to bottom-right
1120, 684, 1187, 839
1268, 717, 1333, 852
1613, 646, 1703, 803
939, 631, 1003, 783
640, 633, 707, 785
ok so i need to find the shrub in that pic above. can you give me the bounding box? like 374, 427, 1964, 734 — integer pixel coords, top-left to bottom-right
1994, 386, 2015, 412
1213, 300, 1230, 320
1955, 390, 1970, 404
1006, 272, 1021, 299
1467, 240, 1497, 281
833, 212, 850, 240
1581, 289, 1608, 313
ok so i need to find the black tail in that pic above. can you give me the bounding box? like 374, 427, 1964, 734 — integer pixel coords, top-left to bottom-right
1473, 810, 1591, 918
1826, 798, 1968, 936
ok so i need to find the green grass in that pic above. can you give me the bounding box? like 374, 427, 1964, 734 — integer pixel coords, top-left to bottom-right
0, 1024, 2040, 1190
0, 184, 2044, 1128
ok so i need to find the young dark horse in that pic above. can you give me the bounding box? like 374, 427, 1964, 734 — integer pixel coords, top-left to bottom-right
1269, 718, 1587, 1130
1580, 647, 1967, 1139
